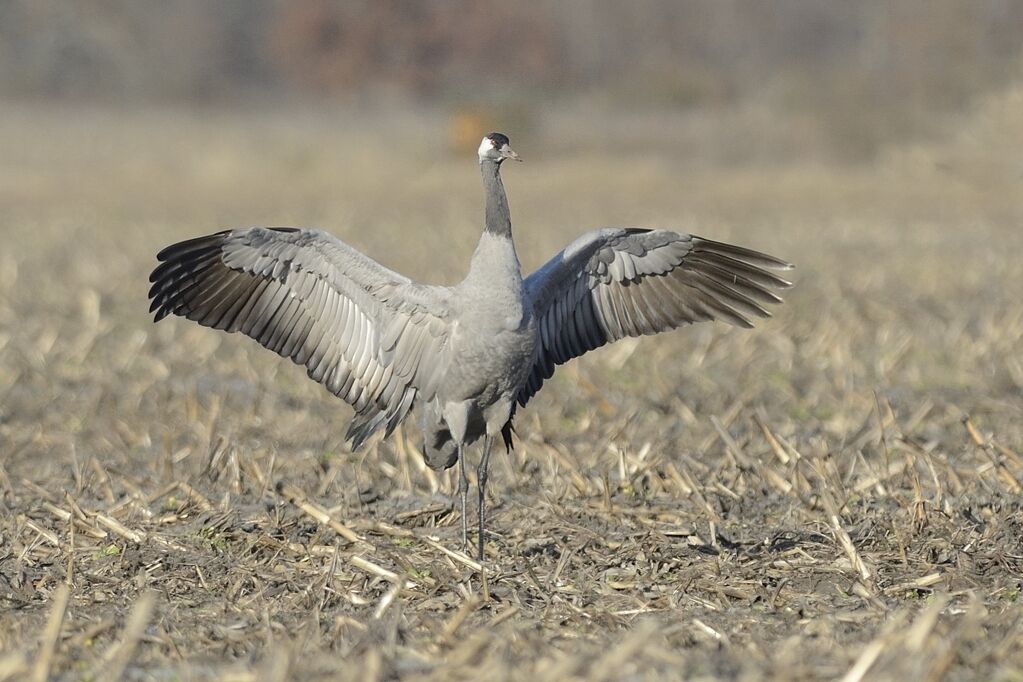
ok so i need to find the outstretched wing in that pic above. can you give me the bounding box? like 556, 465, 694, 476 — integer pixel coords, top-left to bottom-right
520, 228, 792, 405
148, 227, 451, 448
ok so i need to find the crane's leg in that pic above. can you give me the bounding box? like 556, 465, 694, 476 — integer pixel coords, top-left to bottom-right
457, 443, 469, 553
441, 403, 471, 553
476, 435, 494, 560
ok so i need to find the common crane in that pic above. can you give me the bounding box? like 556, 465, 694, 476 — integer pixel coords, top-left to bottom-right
149, 133, 792, 559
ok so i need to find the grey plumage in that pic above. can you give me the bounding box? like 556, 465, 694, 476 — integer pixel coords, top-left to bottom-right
148, 132, 792, 559
150, 226, 452, 450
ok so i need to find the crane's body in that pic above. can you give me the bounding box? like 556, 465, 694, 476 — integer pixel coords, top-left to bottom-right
149, 133, 792, 559
445, 234, 534, 424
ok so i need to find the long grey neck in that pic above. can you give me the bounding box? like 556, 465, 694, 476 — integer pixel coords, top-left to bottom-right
481, 159, 511, 237
462, 159, 522, 295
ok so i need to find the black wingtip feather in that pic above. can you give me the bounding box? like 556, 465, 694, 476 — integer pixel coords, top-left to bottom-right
154, 230, 231, 262
148, 232, 234, 323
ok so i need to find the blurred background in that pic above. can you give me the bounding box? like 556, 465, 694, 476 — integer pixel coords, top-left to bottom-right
1, 0, 1022, 454
3, 0, 1023, 161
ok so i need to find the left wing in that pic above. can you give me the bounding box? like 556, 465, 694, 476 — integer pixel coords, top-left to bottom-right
519, 228, 792, 405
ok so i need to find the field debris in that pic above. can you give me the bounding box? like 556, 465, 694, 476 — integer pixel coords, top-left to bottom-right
1, 104, 1022, 680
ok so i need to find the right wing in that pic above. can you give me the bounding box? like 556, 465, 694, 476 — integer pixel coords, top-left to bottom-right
148, 227, 452, 448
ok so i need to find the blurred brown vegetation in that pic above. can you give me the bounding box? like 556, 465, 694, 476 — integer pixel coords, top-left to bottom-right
2, 0, 1022, 156
269, 1, 558, 97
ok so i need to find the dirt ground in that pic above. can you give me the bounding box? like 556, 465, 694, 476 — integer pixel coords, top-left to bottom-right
0, 98, 1021, 681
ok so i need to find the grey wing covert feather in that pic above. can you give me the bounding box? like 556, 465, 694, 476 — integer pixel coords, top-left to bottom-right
148, 227, 451, 448
519, 228, 793, 405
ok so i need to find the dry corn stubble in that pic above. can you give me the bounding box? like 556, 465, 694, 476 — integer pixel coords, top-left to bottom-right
0, 99, 1021, 681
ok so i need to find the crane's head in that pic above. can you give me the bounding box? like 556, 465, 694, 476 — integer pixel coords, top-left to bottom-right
478, 132, 521, 164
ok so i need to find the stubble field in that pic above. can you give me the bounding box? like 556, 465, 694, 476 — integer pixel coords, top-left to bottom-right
0, 98, 1021, 680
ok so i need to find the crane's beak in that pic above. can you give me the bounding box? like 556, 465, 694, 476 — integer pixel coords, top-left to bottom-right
500, 145, 522, 162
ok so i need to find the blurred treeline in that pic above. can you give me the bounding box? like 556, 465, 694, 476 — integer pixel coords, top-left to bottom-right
2, 0, 1022, 154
